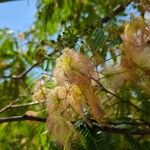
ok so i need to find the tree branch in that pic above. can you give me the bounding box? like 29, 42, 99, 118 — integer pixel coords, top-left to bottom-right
5, 50, 58, 80
107, 121, 150, 126
101, 4, 127, 23
92, 123, 150, 135
0, 115, 46, 123
12, 63, 39, 79
0, 0, 22, 3
1, 115, 150, 135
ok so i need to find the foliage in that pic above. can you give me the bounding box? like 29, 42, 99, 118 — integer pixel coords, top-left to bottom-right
0, 0, 150, 149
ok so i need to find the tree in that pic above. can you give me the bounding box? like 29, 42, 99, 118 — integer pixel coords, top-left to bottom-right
0, 0, 150, 149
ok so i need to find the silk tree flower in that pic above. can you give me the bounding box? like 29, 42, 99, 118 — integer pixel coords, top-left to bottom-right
53, 48, 104, 122
54, 48, 99, 86
120, 18, 150, 82
133, 46, 150, 70
46, 48, 106, 147
32, 79, 46, 102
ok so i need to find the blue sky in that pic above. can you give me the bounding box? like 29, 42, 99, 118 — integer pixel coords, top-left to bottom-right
0, 0, 37, 32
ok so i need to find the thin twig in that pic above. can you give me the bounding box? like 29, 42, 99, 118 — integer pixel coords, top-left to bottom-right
105, 53, 122, 62
89, 73, 120, 98
101, 4, 128, 23
10, 100, 46, 109
0, 94, 32, 113
0, 100, 45, 113
5, 50, 58, 80
82, 2, 131, 35
103, 100, 141, 112
89, 73, 141, 112
12, 63, 39, 79
0, 98, 21, 113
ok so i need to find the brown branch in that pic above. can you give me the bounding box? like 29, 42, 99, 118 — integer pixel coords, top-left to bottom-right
101, 4, 127, 23
0, 63, 39, 79
107, 121, 150, 126
0, 115, 46, 123
92, 123, 150, 135
0, 115, 150, 135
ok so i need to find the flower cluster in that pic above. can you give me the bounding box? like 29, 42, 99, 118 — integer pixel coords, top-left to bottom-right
46, 48, 105, 146
120, 18, 150, 91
